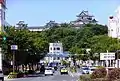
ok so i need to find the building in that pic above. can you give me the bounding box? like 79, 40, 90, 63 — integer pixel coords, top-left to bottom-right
44, 42, 69, 63
15, 21, 53, 32
108, 6, 120, 38
0, 0, 6, 33
15, 11, 97, 31
70, 10, 97, 28
27, 26, 45, 32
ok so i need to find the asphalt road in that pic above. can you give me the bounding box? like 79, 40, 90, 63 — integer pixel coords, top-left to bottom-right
5, 71, 79, 81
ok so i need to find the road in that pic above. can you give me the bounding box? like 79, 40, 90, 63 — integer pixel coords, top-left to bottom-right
5, 71, 79, 81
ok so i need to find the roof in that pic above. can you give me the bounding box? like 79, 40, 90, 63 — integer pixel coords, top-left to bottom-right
46, 54, 69, 57
46, 52, 69, 57
27, 26, 45, 29
16, 26, 45, 29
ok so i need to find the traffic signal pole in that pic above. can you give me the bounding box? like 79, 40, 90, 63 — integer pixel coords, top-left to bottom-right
13, 51, 15, 73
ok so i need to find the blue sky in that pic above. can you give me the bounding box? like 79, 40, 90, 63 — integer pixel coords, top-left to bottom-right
6, 0, 120, 26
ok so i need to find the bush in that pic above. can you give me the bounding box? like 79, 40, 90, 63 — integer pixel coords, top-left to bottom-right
92, 78, 109, 81
27, 70, 35, 74
107, 68, 120, 81
7, 72, 18, 79
17, 71, 24, 78
91, 68, 107, 79
70, 66, 77, 73
80, 74, 92, 81
96, 66, 105, 69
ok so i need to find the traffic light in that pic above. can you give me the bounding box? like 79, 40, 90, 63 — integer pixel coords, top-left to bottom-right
0, 35, 7, 41
3, 36, 6, 41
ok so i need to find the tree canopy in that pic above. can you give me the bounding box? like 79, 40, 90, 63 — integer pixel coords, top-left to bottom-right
1, 23, 119, 63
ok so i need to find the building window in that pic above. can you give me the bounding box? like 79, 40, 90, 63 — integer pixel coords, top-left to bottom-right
4, 12, 5, 20
50, 47, 52, 50
57, 47, 60, 50
57, 57, 60, 60
53, 57, 56, 60
54, 48, 55, 50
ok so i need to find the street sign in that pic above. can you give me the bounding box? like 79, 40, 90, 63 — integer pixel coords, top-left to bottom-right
100, 53, 115, 60
11, 45, 18, 50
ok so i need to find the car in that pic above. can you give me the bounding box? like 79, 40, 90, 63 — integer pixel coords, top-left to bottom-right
89, 67, 96, 74
45, 67, 53, 76
82, 67, 90, 74
0, 70, 4, 81
47, 66, 55, 73
60, 67, 68, 75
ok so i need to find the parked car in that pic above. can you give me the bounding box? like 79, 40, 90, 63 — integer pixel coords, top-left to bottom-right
89, 67, 96, 74
82, 67, 90, 74
45, 67, 53, 76
60, 67, 68, 75
0, 70, 4, 81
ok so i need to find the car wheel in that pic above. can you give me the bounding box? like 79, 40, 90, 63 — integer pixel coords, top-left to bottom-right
51, 74, 53, 76
45, 74, 46, 76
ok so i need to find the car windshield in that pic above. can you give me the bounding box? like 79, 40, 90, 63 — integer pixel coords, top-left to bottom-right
46, 68, 52, 70
91, 69, 95, 71
83, 68, 89, 70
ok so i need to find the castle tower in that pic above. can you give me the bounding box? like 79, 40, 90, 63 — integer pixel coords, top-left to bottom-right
0, 0, 6, 33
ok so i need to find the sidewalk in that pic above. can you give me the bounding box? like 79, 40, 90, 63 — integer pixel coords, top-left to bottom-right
4, 76, 16, 80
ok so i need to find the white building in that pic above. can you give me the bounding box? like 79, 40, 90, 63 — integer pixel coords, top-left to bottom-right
0, 0, 6, 33
45, 42, 69, 63
108, 6, 120, 38
49, 43, 63, 54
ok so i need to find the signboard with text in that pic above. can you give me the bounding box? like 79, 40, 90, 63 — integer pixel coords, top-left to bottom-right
11, 45, 18, 50
100, 53, 115, 60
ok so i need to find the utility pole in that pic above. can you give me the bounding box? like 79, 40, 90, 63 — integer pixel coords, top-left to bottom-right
12, 51, 15, 73
11, 45, 18, 72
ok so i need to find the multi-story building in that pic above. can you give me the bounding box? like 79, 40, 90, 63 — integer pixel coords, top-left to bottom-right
45, 42, 69, 63
0, 0, 6, 33
15, 11, 97, 32
70, 10, 97, 28
108, 6, 120, 38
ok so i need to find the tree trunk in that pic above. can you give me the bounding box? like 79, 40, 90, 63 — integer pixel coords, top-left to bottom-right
31, 63, 34, 70
28, 64, 31, 70
36, 63, 39, 70
25, 65, 27, 71
22, 64, 24, 71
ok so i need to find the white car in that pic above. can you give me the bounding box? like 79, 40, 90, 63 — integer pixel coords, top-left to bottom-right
89, 67, 96, 74
0, 70, 4, 81
45, 67, 53, 76
82, 67, 90, 74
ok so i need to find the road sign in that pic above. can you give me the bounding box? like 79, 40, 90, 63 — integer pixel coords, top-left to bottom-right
100, 53, 115, 60
11, 45, 18, 50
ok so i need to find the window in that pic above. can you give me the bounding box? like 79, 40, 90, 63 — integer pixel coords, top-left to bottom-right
57, 57, 60, 60
50, 47, 52, 50
53, 57, 56, 60
4, 12, 5, 20
57, 47, 60, 50
54, 48, 55, 50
